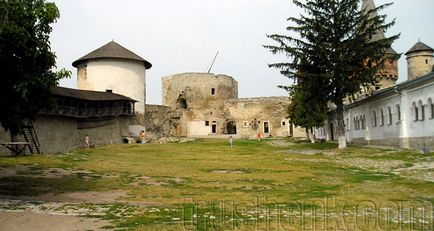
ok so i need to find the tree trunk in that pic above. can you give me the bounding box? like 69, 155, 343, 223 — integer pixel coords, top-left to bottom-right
310, 127, 315, 143
335, 100, 347, 149
305, 127, 310, 142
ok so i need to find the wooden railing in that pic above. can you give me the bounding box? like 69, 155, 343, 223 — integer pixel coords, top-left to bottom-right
40, 105, 135, 118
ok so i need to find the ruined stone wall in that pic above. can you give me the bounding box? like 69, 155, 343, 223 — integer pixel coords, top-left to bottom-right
224, 97, 305, 139
144, 104, 172, 139
161, 73, 238, 136
0, 115, 130, 154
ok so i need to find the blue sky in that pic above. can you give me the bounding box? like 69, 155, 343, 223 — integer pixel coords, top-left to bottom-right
50, 0, 434, 104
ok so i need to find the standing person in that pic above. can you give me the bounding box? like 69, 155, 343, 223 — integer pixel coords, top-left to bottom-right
140, 130, 146, 144
229, 136, 233, 148
257, 132, 261, 143
85, 135, 90, 149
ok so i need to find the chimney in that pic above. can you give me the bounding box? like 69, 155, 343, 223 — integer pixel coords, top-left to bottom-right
106, 89, 113, 93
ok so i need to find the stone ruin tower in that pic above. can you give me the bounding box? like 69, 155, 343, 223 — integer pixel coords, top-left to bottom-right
405, 41, 434, 81
361, 0, 399, 90
72, 41, 152, 114
161, 73, 238, 136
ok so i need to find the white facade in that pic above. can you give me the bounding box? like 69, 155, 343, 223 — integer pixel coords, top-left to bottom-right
77, 59, 146, 113
317, 72, 434, 149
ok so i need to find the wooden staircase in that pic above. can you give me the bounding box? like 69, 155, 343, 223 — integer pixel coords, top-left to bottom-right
22, 122, 41, 154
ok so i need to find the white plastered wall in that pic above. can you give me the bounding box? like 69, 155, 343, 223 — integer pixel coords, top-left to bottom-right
77, 59, 146, 113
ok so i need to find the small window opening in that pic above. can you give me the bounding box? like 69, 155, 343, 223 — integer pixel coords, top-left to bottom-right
426, 59, 429, 64
205, 121, 209, 126
282, 121, 286, 126
211, 88, 216, 95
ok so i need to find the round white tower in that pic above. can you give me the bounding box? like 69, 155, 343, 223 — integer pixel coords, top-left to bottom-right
72, 41, 152, 113
405, 41, 434, 81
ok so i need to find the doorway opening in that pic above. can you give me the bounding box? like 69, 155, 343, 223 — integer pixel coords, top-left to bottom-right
227, 121, 237, 134
263, 122, 269, 134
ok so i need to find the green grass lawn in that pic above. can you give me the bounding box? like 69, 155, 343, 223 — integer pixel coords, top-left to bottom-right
0, 138, 432, 230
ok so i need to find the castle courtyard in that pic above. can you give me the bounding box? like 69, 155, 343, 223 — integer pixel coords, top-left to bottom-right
0, 139, 432, 230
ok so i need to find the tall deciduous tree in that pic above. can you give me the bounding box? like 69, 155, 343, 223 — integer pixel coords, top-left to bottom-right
0, 0, 70, 141
265, 0, 399, 148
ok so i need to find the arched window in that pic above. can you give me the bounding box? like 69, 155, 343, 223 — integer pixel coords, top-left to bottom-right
388, 107, 392, 125
176, 97, 188, 109
413, 102, 419, 121
396, 104, 401, 122
380, 109, 384, 126
419, 100, 425, 121
429, 98, 434, 119
357, 116, 361, 130
372, 111, 377, 127
362, 115, 366, 129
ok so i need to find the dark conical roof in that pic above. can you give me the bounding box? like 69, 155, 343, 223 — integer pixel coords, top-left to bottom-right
72, 41, 152, 69
405, 41, 434, 55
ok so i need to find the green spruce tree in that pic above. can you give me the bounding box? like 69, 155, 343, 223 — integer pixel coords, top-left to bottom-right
265, 0, 399, 148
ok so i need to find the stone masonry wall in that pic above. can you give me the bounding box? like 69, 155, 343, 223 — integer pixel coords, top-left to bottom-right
0, 115, 130, 154
224, 97, 305, 139
162, 73, 238, 136
144, 104, 172, 139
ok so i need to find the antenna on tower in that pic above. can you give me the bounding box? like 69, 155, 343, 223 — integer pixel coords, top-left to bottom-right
207, 51, 219, 73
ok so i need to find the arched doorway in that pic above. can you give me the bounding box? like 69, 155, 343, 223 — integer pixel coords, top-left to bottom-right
227, 121, 237, 134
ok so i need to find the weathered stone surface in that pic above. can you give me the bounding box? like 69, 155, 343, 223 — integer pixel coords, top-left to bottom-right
0, 115, 130, 154
162, 73, 238, 136
224, 97, 304, 139
161, 73, 305, 138
144, 104, 172, 139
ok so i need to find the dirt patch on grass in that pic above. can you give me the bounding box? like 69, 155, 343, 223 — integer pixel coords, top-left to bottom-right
269, 140, 296, 147
0, 165, 31, 178
393, 162, 434, 182
0, 165, 117, 180
336, 157, 406, 172
0, 211, 110, 231
1, 190, 127, 203
129, 176, 185, 187
212, 170, 244, 174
